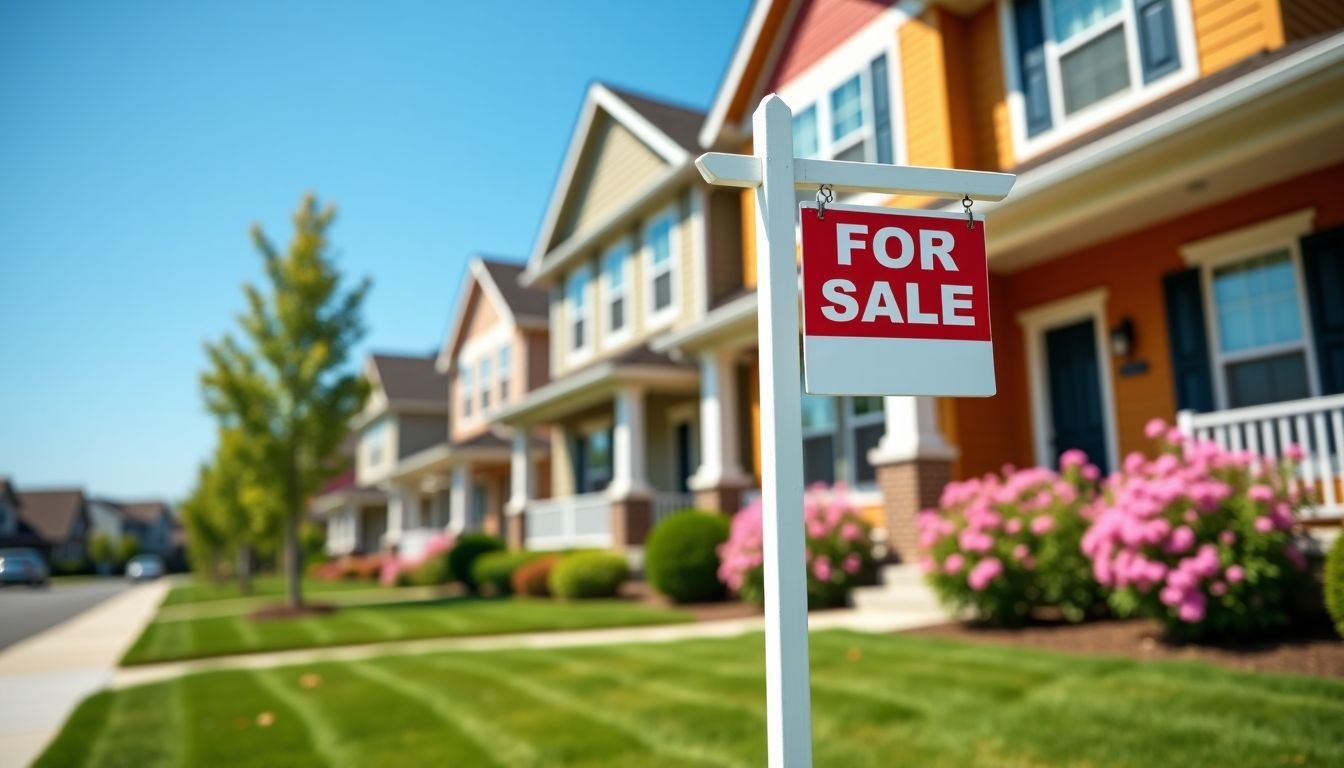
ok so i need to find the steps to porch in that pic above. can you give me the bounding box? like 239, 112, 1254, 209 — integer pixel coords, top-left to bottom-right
850, 564, 949, 623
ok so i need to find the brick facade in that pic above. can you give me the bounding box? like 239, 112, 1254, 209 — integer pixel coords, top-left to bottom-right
610, 497, 653, 549
876, 458, 952, 562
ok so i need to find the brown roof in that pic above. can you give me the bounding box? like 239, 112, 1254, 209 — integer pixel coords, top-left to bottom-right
604, 84, 706, 153
120, 501, 170, 525
479, 258, 549, 319
0, 477, 17, 508
371, 353, 448, 403
17, 489, 85, 543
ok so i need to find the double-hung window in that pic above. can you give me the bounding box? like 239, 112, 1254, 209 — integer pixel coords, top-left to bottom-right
801, 392, 837, 486
1011, 0, 1183, 139
789, 53, 894, 165
644, 207, 679, 326
479, 356, 492, 411
801, 393, 888, 486
1209, 251, 1314, 408
601, 240, 631, 341
848, 397, 886, 485
498, 343, 511, 405
458, 362, 473, 419
574, 428, 613, 493
566, 267, 592, 359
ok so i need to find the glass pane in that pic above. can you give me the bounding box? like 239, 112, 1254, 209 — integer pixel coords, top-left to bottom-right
650, 217, 673, 265
653, 273, 672, 311
567, 270, 587, 310
585, 431, 612, 491
1225, 352, 1310, 408
1060, 26, 1130, 114
1051, 0, 1123, 42
830, 74, 864, 141
572, 318, 585, 350
1212, 250, 1302, 353
499, 344, 511, 373
602, 244, 627, 289
610, 296, 625, 331
852, 423, 885, 484
851, 396, 884, 417
801, 393, 835, 431
793, 105, 819, 157
803, 435, 836, 486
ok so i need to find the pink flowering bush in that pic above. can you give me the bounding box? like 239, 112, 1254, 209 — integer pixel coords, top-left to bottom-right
1081, 418, 1311, 639
379, 532, 455, 587
717, 484, 875, 609
919, 450, 1105, 625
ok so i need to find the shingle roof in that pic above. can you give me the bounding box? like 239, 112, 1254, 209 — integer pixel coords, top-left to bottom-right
371, 353, 449, 403
478, 258, 549, 319
120, 501, 169, 525
17, 489, 84, 543
604, 84, 706, 153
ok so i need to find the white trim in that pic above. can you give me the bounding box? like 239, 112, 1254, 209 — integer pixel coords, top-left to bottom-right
456, 323, 512, 363
1182, 210, 1322, 410
997, 0, 1201, 163
642, 203, 683, 331
1016, 287, 1120, 470
436, 257, 529, 374
699, 0, 779, 149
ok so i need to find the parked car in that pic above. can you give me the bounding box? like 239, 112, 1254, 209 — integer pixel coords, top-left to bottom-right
125, 554, 165, 582
0, 548, 50, 587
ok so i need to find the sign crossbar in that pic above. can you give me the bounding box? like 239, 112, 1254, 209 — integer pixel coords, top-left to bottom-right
695, 94, 1016, 768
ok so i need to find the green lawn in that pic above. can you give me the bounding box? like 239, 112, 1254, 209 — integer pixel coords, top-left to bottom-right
44, 630, 1344, 767
123, 597, 692, 665
161, 576, 375, 606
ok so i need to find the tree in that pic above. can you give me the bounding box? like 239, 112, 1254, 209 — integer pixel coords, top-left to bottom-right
117, 534, 140, 565
202, 193, 369, 608
88, 532, 114, 571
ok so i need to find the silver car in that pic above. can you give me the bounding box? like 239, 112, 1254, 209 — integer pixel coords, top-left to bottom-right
125, 554, 165, 581
0, 548, 50, 587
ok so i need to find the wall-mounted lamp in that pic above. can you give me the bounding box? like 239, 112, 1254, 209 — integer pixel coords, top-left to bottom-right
1110, 318, 1135, 359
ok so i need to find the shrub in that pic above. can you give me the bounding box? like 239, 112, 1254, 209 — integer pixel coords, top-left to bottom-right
919, 451, 1104, 625
448, 533, 506, 592
381, 533, 454, 587
343, 554, 383, 581
307, 559, 344, 581
548, 551, 629, 599
512, 554, 560, 597
718, 485, 876, 609
645, 510, 730, 603
1081, 418, 1311, 639
1327, 534, 1344, 640
472, 550, 543, 596
407, 553, 451, 587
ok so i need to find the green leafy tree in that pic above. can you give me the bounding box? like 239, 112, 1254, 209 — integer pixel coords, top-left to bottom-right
181, 431, 280, 593
116, 534, 140, 565
202, 193, 370, 608
88, 532, 115, 569
181, 467, 228, 583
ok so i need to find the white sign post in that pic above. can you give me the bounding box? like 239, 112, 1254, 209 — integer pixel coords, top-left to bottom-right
695, 94, 1015, 767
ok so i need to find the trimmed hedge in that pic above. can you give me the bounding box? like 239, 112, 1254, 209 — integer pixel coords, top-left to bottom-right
548, 551, 629, 600
512, 555, 561, 597
1327, 534, 1344, 639
645, 510, 729, 603
449, 533, 505, 593
472, 550, 544, 596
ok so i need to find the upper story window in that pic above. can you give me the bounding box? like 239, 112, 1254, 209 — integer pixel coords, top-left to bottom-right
362, 418, 389, 469
459, 362, 473, 419
1010, 0, 1186, 144
479, 356, 492, 411
793, 105, 819, 158
601, 240, 632, 341
789, 54, 894, 165
498, 343, 511, 405
566, 267, 592, 359
644, 206, 680, 326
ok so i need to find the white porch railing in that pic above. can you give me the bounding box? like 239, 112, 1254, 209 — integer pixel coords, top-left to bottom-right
525, 492, 612, 551
651, 492, 696, 528
1178, 393, 1344, 520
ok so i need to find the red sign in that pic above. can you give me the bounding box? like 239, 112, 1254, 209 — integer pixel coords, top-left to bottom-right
799, 202, 996, 397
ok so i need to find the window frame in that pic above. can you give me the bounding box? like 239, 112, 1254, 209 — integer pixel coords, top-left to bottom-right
479, 355, 492, 412
845, 396, 887, 488
999, 0, 1198, 161
458, 361, 474, 420
565, 265, 594, 365
498, 343, 511, 405
642, 205, 681, 330
600, 238, 634, 346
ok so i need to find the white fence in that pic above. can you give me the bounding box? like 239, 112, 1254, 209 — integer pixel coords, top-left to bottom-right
1178, 393, 1344, 520
525, 492, 613, 550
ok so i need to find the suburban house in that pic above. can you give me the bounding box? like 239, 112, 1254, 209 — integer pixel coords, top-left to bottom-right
689, 0, 1344, 557
314, 353, 449, 557
15, 488, 89, 566
86, 498, 126, 544
496, 82, 757, 556
119, 501, 176, 557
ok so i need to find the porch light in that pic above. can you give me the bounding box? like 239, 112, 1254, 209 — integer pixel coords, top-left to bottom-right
1110, 318, 1135, 359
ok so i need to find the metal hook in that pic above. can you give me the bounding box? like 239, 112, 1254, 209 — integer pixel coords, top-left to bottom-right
962, 195, 975, 231
815, 184, 834, 220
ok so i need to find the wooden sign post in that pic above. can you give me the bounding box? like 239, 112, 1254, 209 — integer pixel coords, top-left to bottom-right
695, 94, 1015, 767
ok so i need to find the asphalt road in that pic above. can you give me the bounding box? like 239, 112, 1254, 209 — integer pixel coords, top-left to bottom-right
0, 580, 130, 650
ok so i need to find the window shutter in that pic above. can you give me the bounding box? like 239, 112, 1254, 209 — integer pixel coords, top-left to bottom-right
1301, 226, 1344, 395
1162, 268, 1215, 412
1136, 0, 1180, 83
870, 54, 893, 164
1013, 0, 1052, 137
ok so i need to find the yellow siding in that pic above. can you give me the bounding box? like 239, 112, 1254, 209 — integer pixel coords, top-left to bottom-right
900, 10, 957, 170
1193, 0, 1286, 75
557, 115, 667, 243
969, 3, 1014, 171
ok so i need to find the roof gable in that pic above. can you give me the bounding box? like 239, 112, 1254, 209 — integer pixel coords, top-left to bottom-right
366, 354, 447, 406
436, 257, 548, 373
17, 489, 85, 543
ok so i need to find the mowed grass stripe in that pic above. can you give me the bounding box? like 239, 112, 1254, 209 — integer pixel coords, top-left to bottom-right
431, 653, 751, 768
252, 669, 351, 768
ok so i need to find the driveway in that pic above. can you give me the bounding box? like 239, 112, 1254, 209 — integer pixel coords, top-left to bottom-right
0, 580, 129, 650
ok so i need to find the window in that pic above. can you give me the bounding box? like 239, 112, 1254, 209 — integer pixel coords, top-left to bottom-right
645, 208, 678, 324
479, 356, 492, 411
787, 54, 894, 168
1011, 0, 1183, 139
574, 429, 613, 493
601, 241, 631, 339
801, 392, 836, 486
1210, 251, 1313, 408
459, 362, 473, 419
830, 74, 864, 146
498, 343, 511, 405
848, 397, 886, 485
793, 105, 819, 158
362, 418, 388, 468
800, 394, 886, 486
566, 267, 591, 357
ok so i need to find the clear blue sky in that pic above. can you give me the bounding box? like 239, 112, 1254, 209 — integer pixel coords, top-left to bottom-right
0, 0, 750, 502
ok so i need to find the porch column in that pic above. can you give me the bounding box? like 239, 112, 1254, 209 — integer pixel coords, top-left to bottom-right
507, 429, 533, 549
350, 508, 363, 553
869, 396, 958, 562
610, 385, 652, 549
384, 485, 419, 547
448, 464, 469, 534
688, 349, 750, 513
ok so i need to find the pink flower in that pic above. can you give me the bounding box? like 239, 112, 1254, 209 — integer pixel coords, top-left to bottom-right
1225, 565, 1245, 583
843, 553, 863, 575
967, 557, 1003, 591
1219, 530, 1236, 546
1082, 465, 1101, 482
1030, 515, 1055, 536
943, 553, 966, 574
918, 556, 935, 574
1248, 484, 1274, 504
1060, 448, 1088, 470
812, 556, 832, 582
1165, 426, 1186, 445
1284, 444, 1305, 462
1210, 580, 1227, 596
1284, 545, 1307, 571
1254, 516, 1274, 534
1005, 518, 1023, 534
840, 522, 862, 542
1177, 591, 1207, 623
1167, 525, 1195, 554
1145, 418, 1167, 439
1012, 543, 1030, 561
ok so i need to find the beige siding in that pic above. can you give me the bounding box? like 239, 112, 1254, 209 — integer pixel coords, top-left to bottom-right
556, 115, 668, 244
1193, 0, 1285, 75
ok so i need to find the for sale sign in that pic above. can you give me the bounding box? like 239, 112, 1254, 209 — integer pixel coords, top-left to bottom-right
800, 202, 995, 397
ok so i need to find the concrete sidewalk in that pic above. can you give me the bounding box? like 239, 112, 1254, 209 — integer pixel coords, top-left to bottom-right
0, 580, 169, 768
110, 603, 948, 690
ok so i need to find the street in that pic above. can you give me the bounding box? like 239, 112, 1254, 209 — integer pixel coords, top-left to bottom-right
0, 580, 129, 651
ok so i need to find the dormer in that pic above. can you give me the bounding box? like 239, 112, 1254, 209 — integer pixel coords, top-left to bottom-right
353, 354, 448, 487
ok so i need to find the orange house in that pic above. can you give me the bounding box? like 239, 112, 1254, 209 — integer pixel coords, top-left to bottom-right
685, 0, 1344, 557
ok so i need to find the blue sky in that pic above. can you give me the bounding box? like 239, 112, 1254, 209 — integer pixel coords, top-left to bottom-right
0, 0, 750, 501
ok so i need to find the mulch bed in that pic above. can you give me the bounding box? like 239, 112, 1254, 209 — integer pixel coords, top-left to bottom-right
623, 581, 762, 622
906, 615, 1344, 679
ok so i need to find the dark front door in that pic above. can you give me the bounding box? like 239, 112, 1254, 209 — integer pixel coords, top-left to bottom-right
1045, 319, 1109, 471
675, 421, 693, 494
